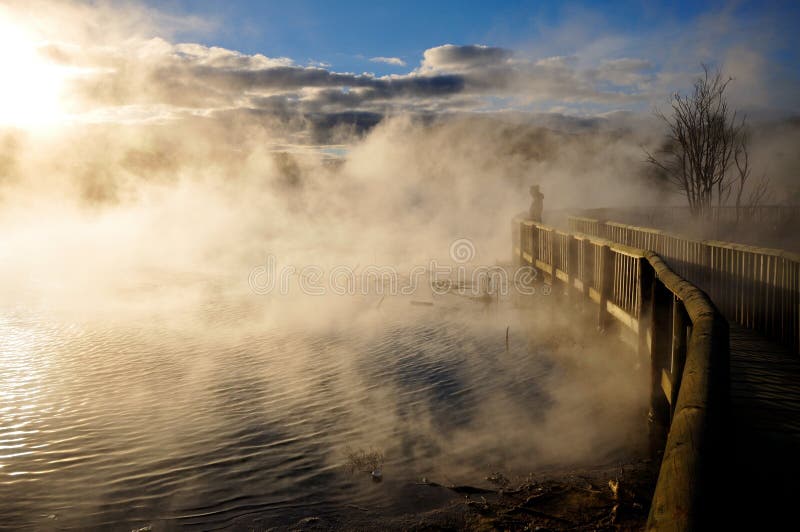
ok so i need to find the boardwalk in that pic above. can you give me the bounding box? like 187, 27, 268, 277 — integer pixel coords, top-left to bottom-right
516, 215, 799, 529
728, 324, 800, 527
574, 215, 800, 527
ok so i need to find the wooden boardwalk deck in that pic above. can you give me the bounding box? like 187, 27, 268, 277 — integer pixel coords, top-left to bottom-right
519, 215, 799, 527
727, 324, 800, 527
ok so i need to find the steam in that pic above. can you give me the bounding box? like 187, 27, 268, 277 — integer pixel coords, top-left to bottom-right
1, 101, 798, 321
0, 0, 798, 506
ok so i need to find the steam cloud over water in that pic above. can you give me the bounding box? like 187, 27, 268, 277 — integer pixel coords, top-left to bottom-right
0, 0, 799, 529
1, 1, 799, 294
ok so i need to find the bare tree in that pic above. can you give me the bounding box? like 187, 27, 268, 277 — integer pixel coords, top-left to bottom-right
732, 129, 770, 223
646, 65, 766, 220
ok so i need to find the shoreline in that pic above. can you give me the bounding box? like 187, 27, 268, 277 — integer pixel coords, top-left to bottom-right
265, 457, 657, 531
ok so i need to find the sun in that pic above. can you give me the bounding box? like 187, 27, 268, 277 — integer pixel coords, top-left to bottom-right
0, 15, 70, 129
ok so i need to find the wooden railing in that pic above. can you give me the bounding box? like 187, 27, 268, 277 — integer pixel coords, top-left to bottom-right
513, 215, 729, 531
569, 216, 800, 354
577, 205, 800, 227
574, 206, 800, 249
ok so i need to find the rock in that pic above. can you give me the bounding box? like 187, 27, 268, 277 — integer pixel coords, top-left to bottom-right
609, 479, 619, 499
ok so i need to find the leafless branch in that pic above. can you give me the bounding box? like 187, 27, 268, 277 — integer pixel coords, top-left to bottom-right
645, 64, 764, 222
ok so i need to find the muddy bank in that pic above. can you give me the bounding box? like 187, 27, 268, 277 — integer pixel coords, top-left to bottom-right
245, 458, 656, 531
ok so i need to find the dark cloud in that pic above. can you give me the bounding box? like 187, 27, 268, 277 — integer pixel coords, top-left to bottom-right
64, 40, 467, 115
55, 39, 655, 140
188, 65, 465, 97
306, 111, 384, 144
421, 44, 513, 72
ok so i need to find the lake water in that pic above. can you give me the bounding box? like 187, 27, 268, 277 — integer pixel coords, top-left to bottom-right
0, 281, 647, 530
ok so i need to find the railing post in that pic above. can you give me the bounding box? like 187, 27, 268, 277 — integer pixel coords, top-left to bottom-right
520, 223, 526, 264
521, 222, 528, 265
567, 235, 577, 299
649, 276, 673, 454
669, 299, 689, 416
582, 239, 592, 302
598, 244, 614, 331
638, 257, 654, 362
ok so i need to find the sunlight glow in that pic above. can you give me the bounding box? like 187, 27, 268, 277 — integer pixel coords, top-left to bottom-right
0, 15, 70, 129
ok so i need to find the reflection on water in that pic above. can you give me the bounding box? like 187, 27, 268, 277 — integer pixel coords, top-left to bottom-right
0, 285, 647, 530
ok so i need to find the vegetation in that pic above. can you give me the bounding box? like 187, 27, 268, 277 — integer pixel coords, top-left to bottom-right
646, 65, 769, 221
343, 447, 384, 474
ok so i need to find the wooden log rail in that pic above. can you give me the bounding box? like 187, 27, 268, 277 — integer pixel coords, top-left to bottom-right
568, 216, 800, 355
513, 215, 729, 531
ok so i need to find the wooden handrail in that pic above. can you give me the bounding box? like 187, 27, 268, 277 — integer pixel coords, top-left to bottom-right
644, 252, 729, 531
512, 216, 729, 531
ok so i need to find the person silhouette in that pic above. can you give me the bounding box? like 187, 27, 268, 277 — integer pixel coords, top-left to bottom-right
528, 184, 544, 222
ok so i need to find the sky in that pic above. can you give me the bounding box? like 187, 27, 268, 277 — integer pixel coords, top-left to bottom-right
137, 1, 786, 69
0, 0, 798, 136
138, 0, 800, 83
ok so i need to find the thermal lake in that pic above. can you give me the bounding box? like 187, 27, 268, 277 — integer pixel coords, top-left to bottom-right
0, 279, 648, 530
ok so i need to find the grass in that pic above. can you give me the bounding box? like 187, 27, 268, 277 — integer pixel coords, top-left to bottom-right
343, 447, 384, 474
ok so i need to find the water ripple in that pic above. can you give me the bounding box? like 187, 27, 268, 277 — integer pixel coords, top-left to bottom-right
0, 290, 645, 530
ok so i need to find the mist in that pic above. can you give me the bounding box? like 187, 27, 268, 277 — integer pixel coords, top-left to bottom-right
1, 0, 798, 529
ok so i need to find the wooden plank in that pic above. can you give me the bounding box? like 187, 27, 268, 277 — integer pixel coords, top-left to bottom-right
607, 301, 639, 332
534, 258, 554, 275
588, 287, 601, 303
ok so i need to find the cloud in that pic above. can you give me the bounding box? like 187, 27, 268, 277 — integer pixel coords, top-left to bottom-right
42, 30, 645, 122
23, 30, 659, 135
5, 0, 797, 145
173, 42, 295, 70
593, 58, 653, 86
44, 37, 469, 117
415, 46, 645, 106
420, 44, 512, 72
370, 56, 406, 67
